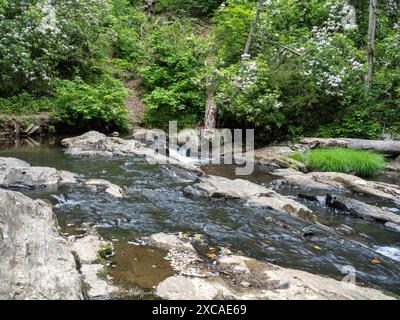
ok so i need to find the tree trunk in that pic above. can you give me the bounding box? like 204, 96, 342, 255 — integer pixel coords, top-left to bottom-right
204, 55, 217, 129
365, 0, 377, 90
243, 0, 264, 58
300, 137, 400, 156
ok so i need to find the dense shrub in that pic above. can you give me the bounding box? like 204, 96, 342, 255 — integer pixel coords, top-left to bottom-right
139, 21, 205, 129
292, 148, 386, 177
0, 92, 54, 115
52, 74, 129, 131
156, 0, 224, 16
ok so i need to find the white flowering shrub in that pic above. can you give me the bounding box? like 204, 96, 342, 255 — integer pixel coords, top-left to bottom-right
212, 0, 400, 138
216, 58, 284, 131
0, 0, 113, 95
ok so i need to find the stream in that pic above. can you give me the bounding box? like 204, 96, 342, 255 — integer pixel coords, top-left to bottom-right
1, 137, 399, 296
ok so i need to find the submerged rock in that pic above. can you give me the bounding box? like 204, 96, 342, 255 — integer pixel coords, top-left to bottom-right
85, 179, 124, 199
0, 157, 77, 189
0, 189, 82, 300
0, 157, 125, 200
271, 170, 400, 205
149, 233, 196, 252
186, 175, 314, 220
153, 234, 393, 300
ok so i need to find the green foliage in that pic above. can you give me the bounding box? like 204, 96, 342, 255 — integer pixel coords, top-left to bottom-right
157, 0, 224, 16
213, 1, 253, 65
0, 0, 114, 96
0, 92, 54, 115
139, 21, 206, 129
52, 73, 129, 131
111, 0, 145, 62
293, 148, 386, 177
215, 58, 285, 135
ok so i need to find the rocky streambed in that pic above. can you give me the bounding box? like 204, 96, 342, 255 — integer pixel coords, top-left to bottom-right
0, 132, 399, 300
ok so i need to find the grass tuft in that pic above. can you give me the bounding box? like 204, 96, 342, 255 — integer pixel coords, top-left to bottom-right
291, 148, 386, 177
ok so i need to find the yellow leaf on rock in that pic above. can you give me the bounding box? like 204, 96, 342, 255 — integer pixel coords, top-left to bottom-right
372, 258, 381, 264
313, 246, 323, 251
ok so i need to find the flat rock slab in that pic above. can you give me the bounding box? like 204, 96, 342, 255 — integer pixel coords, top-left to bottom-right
187, 175, 313, 220
149, 233, 196, 252
156, 254, 394, 300
326, 194, 400, 226
72, 234, 104, 264
0, 157, 77, 189
80, 264, 119, 300
272, 170, 400, 205
0, 189, 83, 300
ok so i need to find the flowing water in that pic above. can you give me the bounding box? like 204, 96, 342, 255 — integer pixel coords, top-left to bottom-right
1, 138, 400, 296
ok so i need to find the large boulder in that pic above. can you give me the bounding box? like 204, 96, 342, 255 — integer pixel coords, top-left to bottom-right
185, 175, 313, 220
62, 131, 142, 158
0, 189, 83, 300
62, 131, 202, 173
0, 157, 77, 189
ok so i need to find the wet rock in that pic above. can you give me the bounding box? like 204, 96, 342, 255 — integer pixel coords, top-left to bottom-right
271, 170, 400, 205
149, 233, 196, 252
0, 157, 77, 189
85, 179, 124, 199
326, 194, 400, 226
0, 189, 83, 300
385, 222, 400, 233
80, 264, 119, 300
156, 253, 394, 300
386, 160, 400, 173
189, 175, 314, 220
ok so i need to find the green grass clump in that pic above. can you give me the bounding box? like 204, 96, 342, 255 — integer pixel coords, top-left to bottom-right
291, 148, 386, 177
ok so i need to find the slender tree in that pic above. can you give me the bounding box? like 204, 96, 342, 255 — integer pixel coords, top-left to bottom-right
243, 0, 264, 58
204, 53, 217, 129
365, 0, 377, 90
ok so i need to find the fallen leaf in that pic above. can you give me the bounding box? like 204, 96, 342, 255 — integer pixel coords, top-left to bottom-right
313, 246, 323, 251
194, 233, 202, 240
206, 253, 217, 259
372, 258, 381, 264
